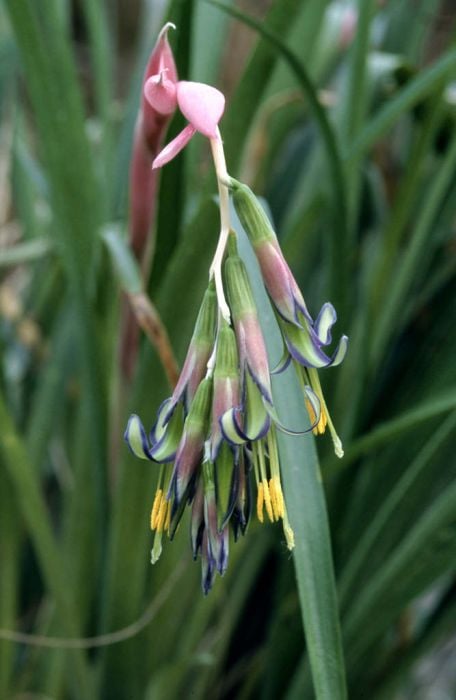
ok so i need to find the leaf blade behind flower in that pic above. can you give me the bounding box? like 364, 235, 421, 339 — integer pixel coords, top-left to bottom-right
233, 203, 347, 700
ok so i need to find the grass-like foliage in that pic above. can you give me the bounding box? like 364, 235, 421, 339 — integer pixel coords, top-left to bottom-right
0, 1, 455, 698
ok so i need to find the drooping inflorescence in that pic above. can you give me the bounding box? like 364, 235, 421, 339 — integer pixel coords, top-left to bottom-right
124, 24, 348, 594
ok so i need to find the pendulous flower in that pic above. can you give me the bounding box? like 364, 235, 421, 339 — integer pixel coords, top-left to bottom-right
228, 178, 348, 457
124, 23, 349, 593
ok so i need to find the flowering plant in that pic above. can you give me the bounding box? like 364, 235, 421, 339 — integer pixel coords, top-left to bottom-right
125, 24, 347, 593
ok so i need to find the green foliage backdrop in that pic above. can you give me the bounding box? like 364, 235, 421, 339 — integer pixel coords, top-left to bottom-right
0, 0, 455, 698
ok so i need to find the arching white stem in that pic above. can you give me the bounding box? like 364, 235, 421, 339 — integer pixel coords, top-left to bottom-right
210, 129, 231, 323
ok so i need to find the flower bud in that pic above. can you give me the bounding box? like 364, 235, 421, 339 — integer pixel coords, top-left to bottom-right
210, 321, 240, 459
224, 240, 257, 318
229, 179, 309, 325
203, 461, 229, 575
231, 448, 252, 540
190, 477, 205, 559
224, 242, 272, 404
229, 178, 275, 247
169, 377, 213, 510
171, 282, 217, 411
201, 530, 216, 595
214, 442, 239, 532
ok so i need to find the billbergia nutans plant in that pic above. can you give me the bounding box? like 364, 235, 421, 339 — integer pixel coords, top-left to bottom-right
1, 2, 455, 699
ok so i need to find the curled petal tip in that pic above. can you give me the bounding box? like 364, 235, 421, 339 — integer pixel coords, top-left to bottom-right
124, 414, 152, 460
315, 302, 337, 346
158, 21, 176, 38
330, 334, 349, 367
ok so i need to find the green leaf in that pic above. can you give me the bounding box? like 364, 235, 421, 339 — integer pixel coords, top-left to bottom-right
0, 470, 20, 698
234, 203, 347, 700
371, 128, 456, 368
0, 389, 94, 696
5, 0, 108, 534
324, 388, 456, 476
339, 411, 456, 607
0, 237, 53, 267
101, 225, 142, 295
343, 478, 456, 662
347, 46, 456, 163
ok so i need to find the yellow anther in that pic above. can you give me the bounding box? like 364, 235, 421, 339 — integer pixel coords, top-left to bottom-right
156, 494, 168, 533
164, 499, 171, 533
263, 479, 274, 522
269, 478, 278, 521
270, 476, 284, 519
319, 409, 328, 433
150, 489, 163, 530
305, 399, 317, 427
312, 407, 327, 435
257, 482, 264, 523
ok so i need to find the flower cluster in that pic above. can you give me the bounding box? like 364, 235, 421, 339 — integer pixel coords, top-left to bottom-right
124, 25, 348, 593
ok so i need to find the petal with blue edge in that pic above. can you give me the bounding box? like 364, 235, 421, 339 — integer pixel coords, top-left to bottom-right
314, 302, 337, 345
149, 402, 184, 463
124, 414, 152, 460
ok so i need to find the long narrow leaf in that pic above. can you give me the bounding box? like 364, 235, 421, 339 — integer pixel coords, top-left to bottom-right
235, 205, 347, 700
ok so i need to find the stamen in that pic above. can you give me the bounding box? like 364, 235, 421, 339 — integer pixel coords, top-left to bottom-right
269, 478, 280, 521
308, 368, 344, 458
255, 440, 274, 522
305, 398, 318, 428
164, 499, 171, 533
257, 481, 264, 523
283, 517, 295, 550
269, 476, 284, 519
156, 494, 168, 532
262, 479, 274, 522
312, 408, 327, 435
151, 489, 163, 530
151, 532, 163, 564
266, 429, 284, 519
252, 442, 261, 488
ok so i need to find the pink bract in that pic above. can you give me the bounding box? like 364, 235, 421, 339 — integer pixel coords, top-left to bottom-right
176, 81, 225, 138
152, 124, 196, 169
144, 74, 177, 116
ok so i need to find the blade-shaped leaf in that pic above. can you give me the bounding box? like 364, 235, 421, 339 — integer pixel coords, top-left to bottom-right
234, 202, 347, 700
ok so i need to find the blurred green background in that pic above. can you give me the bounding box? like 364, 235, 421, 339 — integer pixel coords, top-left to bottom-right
0, 0, 455, 698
